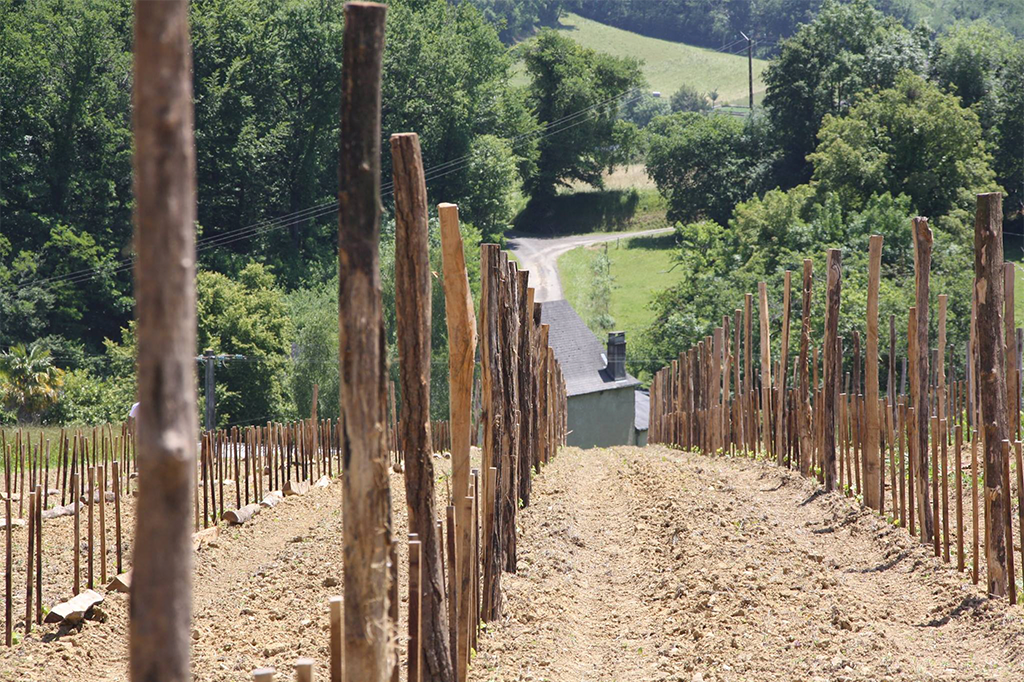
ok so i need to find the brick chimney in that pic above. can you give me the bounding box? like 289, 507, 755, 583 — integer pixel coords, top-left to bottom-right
607, 331, 626, 380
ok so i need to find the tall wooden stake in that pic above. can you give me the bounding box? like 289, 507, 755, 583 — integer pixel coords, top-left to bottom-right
864, 235, 883, 509
393, 132, 453, 682
758, 282, 773, 460
338, 5, 393, 681
823, 249, 842, 491
974, 193, 1010, 597
913, 217, 934, 544
775, 271, 792, 466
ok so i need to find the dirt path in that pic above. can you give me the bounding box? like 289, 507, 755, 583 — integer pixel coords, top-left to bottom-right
472, 445, 1024, 682
506, 228, 673, 302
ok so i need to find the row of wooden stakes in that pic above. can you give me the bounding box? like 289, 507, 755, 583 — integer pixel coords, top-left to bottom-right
649, 193, 1023, 602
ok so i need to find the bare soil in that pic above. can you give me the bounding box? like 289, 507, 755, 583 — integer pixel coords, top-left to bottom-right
470, 445, 1024, 682
2, 444, 1023, 681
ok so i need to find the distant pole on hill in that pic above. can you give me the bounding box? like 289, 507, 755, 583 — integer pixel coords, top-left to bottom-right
741, 31, 753, 111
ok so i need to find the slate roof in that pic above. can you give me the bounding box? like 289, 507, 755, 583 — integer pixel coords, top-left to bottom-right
540, 299, 641, 397
634, 389, 649, 432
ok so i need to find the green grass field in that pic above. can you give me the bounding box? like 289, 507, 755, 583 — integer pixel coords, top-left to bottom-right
511, 13, 767, 105
558, 233, 680, 340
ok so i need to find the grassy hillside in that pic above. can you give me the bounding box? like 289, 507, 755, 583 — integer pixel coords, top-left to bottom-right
512, 13, 768, 105
558, 233, 679, 341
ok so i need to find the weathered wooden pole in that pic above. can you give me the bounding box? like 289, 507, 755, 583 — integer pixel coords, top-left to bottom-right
974, 193, 1010, 597
913, 218, 934, 544
338, 4, 393, 681
775, 271, 792, 466
744, 293, 753, 454
129, 1, 198, 678
1006, 265, 1019, 440
758, 282, 773, 459
439, 203, 477, 681
823, 250, 842, 491
864, 235, 883, 509
797, 260, 813, 475
393, 132, 454, 682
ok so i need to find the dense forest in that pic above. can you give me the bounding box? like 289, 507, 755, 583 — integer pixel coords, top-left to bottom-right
0, 0, 643, 425
2, 0, 1023, 425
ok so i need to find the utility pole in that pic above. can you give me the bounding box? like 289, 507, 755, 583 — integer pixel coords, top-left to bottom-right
741, 31, 754, 111
196, 350, 247, 431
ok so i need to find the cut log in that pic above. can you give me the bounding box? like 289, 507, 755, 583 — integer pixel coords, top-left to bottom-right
107, 571, 132, 593
223, 504, 261, 525
314, 475, 331, 489
45, 589, 103, 624
0, 518, 27, 530
192, 525, 220, 552
283, 479, 310, 497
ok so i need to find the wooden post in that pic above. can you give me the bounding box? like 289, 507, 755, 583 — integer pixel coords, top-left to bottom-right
87, 466, 94, 588
409, 539, 422, 682
797, 260, 814, 475
392, 131, 453, 682
4, 445, 10, 647
439, 203, 476, 682
337, 5, 392, 682
864, 235, 883, 509
329, 596, 342, 682
913, 218, 934, 544
24, 490, 33, 636
775, 271, 792, 466
823, 250, 841, 491
957, 426, 965, 571
744, 293, 753, 455
974, 193, 1010, 597
129, 0, 199, 677
1006, 264, 1019, 440
758, 282, 773, 460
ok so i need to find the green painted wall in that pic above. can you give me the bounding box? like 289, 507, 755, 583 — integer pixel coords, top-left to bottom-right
567, 387, 641, 449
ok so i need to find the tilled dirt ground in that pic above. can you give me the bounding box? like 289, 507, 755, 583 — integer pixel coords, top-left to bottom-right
471, 445, 1024, 682
3, 444, 1024, 681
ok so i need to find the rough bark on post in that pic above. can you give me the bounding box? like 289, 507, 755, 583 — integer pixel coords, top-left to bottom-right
1005, 264, 1019, 439
129, 2, 198, 679
823, 250, 842, 492
974, 193, 1010, 597
338, 5, 393, 681
775, 271, 792, 466
518, 277, 534, 509
864, 235, 883, 509
744, 293, 753, 454
758, 283, 773, 460
393, 132, 453, 682
502, 257, 521, 573
913, 217, 934, 544
479, 244, 505, 621
798, 260, 814, 475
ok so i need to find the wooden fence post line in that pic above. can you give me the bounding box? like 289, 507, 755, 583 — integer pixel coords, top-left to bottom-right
392, 131, 453, 682
974, 193, 1009, 597
338, 5, 393, 681
129, 1, 199, 678
864, 235, 883, 509
823, 249, 842, 491
912, 217, 934, 544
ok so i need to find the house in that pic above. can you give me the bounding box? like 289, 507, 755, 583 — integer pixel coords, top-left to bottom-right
539, 299, 647, 448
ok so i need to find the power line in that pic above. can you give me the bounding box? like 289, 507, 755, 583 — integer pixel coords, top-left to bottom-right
17, 87, 645, 292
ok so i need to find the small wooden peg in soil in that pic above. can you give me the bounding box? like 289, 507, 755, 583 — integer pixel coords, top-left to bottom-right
295, 657, 314, 682
329, 596, 343, 682
253, 668, 276, 682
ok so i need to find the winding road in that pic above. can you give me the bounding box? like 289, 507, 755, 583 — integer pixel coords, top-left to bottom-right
507, 227, 674, 302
